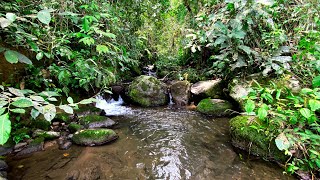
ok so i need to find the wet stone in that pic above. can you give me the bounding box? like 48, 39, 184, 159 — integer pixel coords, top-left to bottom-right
0, 160, 8, 171
86, 118, 117, 129
59, 141, 72, 150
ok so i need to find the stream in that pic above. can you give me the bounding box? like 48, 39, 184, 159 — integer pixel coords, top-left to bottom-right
7, 97, 294, 180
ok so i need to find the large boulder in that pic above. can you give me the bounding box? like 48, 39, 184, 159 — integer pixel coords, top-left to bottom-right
72, 129, 118, 146
196, 99, 233, 116
191, 79, 223, 99
228, 78, 251, 110
170, 81, 191, 106
128, 75, 169, 107
230, 115, 287, 162
79, 115, 115, 127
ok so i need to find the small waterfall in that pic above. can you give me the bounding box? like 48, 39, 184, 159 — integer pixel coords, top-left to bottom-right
96, 95, 132, 116
168, 92, 174, 105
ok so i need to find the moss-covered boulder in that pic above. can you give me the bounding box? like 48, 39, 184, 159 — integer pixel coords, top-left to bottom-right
197, 99, 233, 116
68, 123, 83, 133
128, 75, 169, 107
72, 129, 118, 146
191, 79, 223, 99
230, 115, 287, 162
170, 81, 191, 106
54, 112, 72, 124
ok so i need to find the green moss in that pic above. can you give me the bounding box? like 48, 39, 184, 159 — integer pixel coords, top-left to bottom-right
55, 113, 71, 123
72, 129, 117, 145
197, 99, 233, 116
79, 115, 107, 125
31, 117, 51, 131
230, 115, 287, 162
141, 81, 149, 91
68, 122, 83, 133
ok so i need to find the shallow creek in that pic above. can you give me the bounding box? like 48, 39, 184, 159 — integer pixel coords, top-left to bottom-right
7, 98, 294, 180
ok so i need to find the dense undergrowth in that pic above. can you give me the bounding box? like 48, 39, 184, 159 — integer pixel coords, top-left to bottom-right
0, 0, 319, 177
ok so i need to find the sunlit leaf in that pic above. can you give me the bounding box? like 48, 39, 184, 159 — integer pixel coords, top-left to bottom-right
10, 108, 26, 114
8, 87, 24, 97
37, 10, 51, 25
67, 97, 73, 104
6, 13, 17, 22
4, 50, 18, 64
31, 108, 40, 119
79, 98, 96, 104
11, 98, 33, 108
300, 108, 311, 119
59, 105, 73, 114
245, 99, 255, 113
309, 99, 320, 111
0, 17, 11, 28
0, 113, 11, 145
275, 133, 290, 151
42, 104, 56, 121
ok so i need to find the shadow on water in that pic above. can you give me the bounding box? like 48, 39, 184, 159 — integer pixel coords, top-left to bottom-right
7, 98, 294, 180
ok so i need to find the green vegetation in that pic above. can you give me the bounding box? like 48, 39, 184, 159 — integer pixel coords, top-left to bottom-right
0, 0, 319, 177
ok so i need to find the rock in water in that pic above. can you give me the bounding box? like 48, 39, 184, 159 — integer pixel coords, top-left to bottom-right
191, 79, 223, 99
72, 129, 118, 146
128, 75, 169, 107
170, 81, 191, 106
86, 118, 116, 129
230, 115, 287, 162
196, 99, 233, 116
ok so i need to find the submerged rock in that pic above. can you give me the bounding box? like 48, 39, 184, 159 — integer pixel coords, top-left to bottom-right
71, 129, 118, 146
230, 115, 287, 162
191, 79, 223, 99
79, 115, 114, 126
170, 81, 191, 106
197, 99, 233, 116
128, 75, 169, 107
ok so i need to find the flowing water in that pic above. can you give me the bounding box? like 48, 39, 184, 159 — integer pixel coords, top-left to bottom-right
7, 97, 294, 180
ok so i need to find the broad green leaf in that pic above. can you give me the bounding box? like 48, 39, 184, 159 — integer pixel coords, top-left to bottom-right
36, 52, 44, 60
276, 89, 281, 100
29, 95, 45, 102
8, 87, 24, 97
4, 50, 19, 63
245, 100, 255, 113
79, 98, 96, 104
300, 108, 312, 119
301, 88, 313, 94
238, 45, 252, 55
11, 98, 33, 108
0, 101, 8, 108
40, 91, 61, 97
316, 159, 320, 168
0, 113, 11, 145
67, 97, 73, 104
257, 106, 268, 120
48, 97, 58, 102
16, 51, 32, 65
37, 10, 51, 25
10, 108, 26, 114
82, 17, 89, 32
59, 105, 73, 114
42, 104, 56, 121
309, 99, 320, 111
0, 108, 6, 115
31, 108, 40, 119
312, 76, 320, 88
214, 36, 226, 46
6, 13, 17, 22
275, 133, 290, 151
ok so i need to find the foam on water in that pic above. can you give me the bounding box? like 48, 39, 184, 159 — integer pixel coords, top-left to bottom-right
95, 95, 132, 116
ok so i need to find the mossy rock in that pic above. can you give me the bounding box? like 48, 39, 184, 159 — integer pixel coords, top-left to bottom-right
230, 115, 287, 162
32, 129, 60, 140
79, 115, 108, 126
128, 75, 169, 107
191, 79, 223, 99
68, 123, 83, 133
170, 81, 191, 106
29, 137, 45, 146
72, 129, 118, 146
54, 113, 71, 123
30, 117, 51, 131
197, 99, 233, 116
